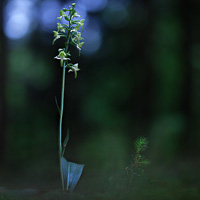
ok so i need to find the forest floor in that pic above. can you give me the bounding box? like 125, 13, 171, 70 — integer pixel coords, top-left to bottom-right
0, 157, 200, 200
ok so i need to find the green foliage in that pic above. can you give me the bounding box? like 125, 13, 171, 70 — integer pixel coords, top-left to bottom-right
126, 137, 150, 185
134, 137, 149, 154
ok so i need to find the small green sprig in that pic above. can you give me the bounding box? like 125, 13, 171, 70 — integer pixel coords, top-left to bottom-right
133, 137, 150, 166
52, 3, 85, 192
126, 137, 150, 185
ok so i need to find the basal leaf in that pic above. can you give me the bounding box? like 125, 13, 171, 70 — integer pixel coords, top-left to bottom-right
61, 157, 84, 191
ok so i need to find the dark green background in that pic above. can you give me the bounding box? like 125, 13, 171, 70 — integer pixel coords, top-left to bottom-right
0, 0, 200, 199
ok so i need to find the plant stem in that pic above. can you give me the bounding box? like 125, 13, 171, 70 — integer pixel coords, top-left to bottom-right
59, 65, 66, 191
58, 21, 71, 191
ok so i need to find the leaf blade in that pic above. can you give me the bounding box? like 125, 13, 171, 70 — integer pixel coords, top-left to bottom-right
62, 129, 69, 156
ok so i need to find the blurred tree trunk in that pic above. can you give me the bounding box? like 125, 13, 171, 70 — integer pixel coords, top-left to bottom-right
149, 1, 187, 161
181, 0, 199, 154
133, 0, 154, 123
180, 0, 192, 154
0, 0, 7, 161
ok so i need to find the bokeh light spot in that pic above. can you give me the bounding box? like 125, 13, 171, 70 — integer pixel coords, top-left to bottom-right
103, 1, 129, 29
82, 20, 102, 55
80, 0, 108, 12
3, 0, 35, 40
4, 13, 30, 40
40, 0, 61, 32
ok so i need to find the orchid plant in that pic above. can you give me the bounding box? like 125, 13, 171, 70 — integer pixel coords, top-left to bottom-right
52, 3, 85, 192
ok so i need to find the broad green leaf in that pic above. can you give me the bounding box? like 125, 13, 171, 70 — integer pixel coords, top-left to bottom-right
61, 157, 84, 191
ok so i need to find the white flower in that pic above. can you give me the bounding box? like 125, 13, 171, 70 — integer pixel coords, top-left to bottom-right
68, 63, 80, 78
54, 50, 69, 67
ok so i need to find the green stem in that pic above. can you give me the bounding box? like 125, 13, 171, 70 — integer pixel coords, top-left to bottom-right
59, 19, 71, 191
59, 65, 66, 191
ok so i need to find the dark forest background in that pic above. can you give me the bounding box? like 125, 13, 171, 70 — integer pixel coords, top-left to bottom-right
0, 0, 200, 195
